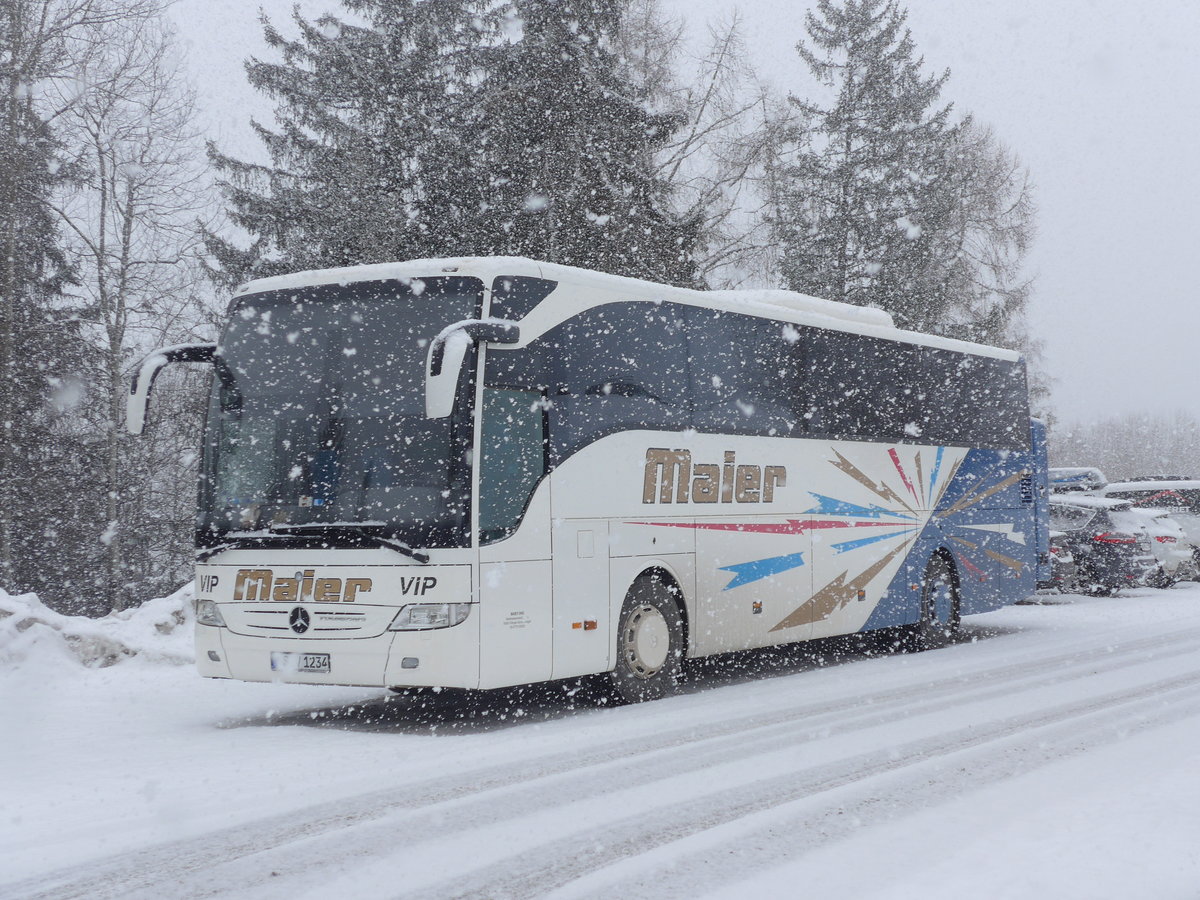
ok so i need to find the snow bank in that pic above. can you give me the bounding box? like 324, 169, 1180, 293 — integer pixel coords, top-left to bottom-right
0, 582, 194, 670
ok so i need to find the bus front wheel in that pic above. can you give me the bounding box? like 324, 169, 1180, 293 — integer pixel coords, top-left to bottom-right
610, 574, 685, 704
909, 554, 960, 652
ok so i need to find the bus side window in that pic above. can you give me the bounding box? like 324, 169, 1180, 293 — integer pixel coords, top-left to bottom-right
479, 387, 548, 544
686, 307, 802, 437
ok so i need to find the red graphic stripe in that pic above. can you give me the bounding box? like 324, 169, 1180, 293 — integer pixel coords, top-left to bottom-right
955, 552, 988, 580
888, 448, 920, 504
627, 519, 905, 536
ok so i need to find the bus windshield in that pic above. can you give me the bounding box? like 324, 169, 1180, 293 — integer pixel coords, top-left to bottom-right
199, 276, 483, 549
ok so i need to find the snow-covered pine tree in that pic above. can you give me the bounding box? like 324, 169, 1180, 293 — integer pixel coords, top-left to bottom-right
776, 0, 962, 331
471, 0, 698, 285
210, 0, 698, 287
206, 0, 506, 286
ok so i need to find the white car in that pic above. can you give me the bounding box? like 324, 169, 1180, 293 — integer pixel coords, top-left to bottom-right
1110, 507, 1194, 586
1104, 480, 1200, 580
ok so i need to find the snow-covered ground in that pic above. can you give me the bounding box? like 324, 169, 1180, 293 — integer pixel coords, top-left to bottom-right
3, 584, 1200, 899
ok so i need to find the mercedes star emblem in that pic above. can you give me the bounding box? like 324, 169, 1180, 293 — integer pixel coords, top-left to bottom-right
289, 607, 311, 634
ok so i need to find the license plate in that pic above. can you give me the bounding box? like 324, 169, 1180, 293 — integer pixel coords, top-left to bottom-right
270, 652, 330, 674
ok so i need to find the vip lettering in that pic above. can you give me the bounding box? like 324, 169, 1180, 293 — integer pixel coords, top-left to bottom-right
198, 574, 220, 593
400, 576, 438, 596
643, 449, 786, 504
232, 568, 372, 603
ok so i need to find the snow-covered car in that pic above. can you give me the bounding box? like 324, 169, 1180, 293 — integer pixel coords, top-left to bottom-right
1048, 466, 1107, 494
1048, 496, 1157, 594
1104, 479, 1200, 573
1110, 507, 1195, 587
1038, 529, 1078, 591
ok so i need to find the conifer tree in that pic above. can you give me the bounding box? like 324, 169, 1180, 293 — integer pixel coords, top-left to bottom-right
206, 0, 506, 286
470, 0, 698, 285
776, 0, 962, 330
209, 0, 698, 287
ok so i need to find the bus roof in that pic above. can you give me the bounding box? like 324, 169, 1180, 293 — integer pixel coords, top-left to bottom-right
235, 256, 1022, 363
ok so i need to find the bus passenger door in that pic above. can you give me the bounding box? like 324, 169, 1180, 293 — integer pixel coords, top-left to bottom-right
477, 387, 553, 688
551, 519, 610, 679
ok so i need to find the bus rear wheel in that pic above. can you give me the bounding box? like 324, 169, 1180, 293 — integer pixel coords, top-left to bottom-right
909, 554, 960, 652
610, 574, 685, 704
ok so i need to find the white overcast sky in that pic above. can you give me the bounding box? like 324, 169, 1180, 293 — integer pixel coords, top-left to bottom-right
169, 0, 1200, 426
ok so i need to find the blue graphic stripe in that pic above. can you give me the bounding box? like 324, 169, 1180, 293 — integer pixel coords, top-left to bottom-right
831, 531, 906, 554
720, 552, 806, 590
804, 493, 916, 521
928, 446, 945, 507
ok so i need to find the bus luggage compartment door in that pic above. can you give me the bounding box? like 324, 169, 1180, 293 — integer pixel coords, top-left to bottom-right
551, 520, 610, 679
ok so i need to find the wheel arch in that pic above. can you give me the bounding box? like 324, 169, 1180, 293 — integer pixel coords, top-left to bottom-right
926, 545, 962, 626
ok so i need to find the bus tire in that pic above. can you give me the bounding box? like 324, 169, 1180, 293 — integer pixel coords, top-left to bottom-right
909, 553, 959, 652
610, 574, 685, 704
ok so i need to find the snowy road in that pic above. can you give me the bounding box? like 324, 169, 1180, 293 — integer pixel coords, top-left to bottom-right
4, 588, 1200, 899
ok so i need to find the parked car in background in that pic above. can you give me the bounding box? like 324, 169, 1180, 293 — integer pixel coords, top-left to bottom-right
1112, 507, 1195, 586
1048, 467, 1107, 494
1104, 479, 1200, 572
1048, 496, 1157, 594
1038, 530, 1079, 592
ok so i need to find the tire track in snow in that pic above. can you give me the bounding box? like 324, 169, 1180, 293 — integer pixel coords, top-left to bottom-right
7, 625, 1200, 900
84, 628, 1200, 898
558, 673, 1200, 900
411, 670, 1200, 900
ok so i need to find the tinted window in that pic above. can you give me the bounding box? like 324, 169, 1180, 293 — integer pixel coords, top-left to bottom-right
490, 276, 558, 320
200, 277, 482, 547
485, 298, 1031, 459
807, 330, 919, 442
479, 388, 547, 544
1050, 504, 1096, 531
486, 302, 690, 464
686, 307, 804, 437
807, 331, 1029, 450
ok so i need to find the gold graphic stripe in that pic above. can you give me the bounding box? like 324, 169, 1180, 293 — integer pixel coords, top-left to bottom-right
936, 460, 1000, 515
985, 548, 1025, 573
915, 451, 926, 509
933, 454, 965, 510
939, 471, 1025, 518
831, 449, 917, 517
770, 537, 914, 632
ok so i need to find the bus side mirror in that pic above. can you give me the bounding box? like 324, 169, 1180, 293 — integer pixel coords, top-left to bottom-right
127, 342, 217, 435
425, 320, 520, 418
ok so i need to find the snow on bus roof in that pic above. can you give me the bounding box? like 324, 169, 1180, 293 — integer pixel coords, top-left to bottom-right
235, 256, 1020, 362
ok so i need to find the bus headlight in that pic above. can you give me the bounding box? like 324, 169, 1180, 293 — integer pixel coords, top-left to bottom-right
388, 603, 471, 631
196, 599, 226, 627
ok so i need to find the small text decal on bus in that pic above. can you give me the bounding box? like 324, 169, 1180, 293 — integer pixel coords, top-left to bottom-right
233, 569, 373, 603
642, 449, 786, 504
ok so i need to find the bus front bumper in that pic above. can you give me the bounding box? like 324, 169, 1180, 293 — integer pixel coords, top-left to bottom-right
196, 615, 481, 689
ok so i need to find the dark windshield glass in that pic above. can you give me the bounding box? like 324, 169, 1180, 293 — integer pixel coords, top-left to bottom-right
199, 276, 482, 548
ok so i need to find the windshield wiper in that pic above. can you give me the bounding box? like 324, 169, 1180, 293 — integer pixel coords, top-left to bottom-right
268, 523, 431, 564
196, 537, 273, 562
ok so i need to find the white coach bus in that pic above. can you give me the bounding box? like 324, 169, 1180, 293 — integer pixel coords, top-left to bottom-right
130, 257, 1049, 701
